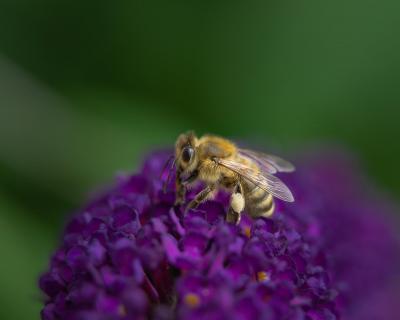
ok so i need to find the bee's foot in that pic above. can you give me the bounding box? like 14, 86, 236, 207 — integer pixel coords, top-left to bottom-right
174, 197, 185, 207
226, 209, 241, 225
183, 200, 198, 215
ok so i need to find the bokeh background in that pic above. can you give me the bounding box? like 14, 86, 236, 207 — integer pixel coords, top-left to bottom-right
1, 1, 400, 319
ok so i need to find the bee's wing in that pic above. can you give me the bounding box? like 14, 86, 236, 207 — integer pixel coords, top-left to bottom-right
239, 149, 295, 173
238, 150, 277, 174
216, 158, 295, 202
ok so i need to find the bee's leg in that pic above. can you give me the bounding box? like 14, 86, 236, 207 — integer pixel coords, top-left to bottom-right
227, 183, 245, 225
174, 169, 186, 206
185, 185, 215, 213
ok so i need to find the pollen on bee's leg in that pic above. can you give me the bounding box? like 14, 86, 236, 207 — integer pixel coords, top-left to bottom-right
230, 193, 245, 213
184, 293, 200, 308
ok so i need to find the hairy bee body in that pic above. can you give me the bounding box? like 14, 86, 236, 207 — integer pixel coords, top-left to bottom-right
219, 154, 275, 218
195, 135, 238, 185
243, 182, 275, 217
174, 132, 294, 224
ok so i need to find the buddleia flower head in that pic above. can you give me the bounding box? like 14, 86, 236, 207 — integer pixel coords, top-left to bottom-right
39, 149, 400, 320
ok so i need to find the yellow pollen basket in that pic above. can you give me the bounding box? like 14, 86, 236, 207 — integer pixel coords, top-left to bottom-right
184, 293, 200, 307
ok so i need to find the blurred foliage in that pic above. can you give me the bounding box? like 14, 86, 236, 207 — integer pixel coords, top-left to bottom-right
1, 0, 400, 319
0, 192, 53, 319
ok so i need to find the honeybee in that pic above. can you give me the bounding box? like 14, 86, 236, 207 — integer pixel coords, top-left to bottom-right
173, 131, 295, 224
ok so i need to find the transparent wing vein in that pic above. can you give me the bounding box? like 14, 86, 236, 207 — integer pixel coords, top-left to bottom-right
239, 149, 295, 173
217, 158, 294, 202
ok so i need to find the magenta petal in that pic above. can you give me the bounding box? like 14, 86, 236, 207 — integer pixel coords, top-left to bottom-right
96, 293, 120, 314
161, 234, 180, 264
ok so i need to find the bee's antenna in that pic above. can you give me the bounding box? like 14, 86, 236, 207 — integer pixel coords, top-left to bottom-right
161, 156, 176, 193
160, 155, 174, 178
163, 158, 176, 193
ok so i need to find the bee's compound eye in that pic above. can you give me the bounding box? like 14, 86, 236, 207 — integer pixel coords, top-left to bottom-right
182, 146, 194, 163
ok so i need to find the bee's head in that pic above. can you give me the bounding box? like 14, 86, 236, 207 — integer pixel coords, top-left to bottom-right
175, 131, 199, 172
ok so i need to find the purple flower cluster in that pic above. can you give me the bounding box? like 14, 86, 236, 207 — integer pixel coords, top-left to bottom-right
281, 151, 400, 319
39, 150, 400, 320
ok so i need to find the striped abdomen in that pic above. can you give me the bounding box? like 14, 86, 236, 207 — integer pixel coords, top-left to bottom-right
243, 181, 275, 217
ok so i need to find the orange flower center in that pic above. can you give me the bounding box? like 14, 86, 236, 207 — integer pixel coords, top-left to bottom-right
184, 293, 200, 308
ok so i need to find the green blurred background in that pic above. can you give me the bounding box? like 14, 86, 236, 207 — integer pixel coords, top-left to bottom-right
1, 1, 399, 318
